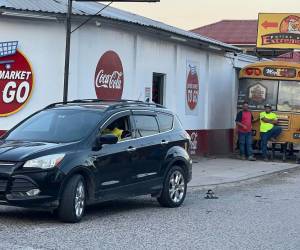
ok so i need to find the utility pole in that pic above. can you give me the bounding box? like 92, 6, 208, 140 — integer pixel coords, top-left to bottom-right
63, 0, 72, 103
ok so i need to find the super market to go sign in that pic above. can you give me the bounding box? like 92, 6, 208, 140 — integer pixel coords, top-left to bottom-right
0, 71, 32, 104
0, 49, 34, 117
0, 70, 32, 104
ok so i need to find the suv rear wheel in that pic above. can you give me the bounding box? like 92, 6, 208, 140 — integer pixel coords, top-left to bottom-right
58, 175, 86, 223
157, 166, 187, 207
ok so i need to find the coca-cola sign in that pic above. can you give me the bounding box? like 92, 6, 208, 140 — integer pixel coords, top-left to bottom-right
94, 50, 124, 100
186, 63, 199, 110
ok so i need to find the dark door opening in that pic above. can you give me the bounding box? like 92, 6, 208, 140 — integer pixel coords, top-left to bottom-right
152, 73, 165, 105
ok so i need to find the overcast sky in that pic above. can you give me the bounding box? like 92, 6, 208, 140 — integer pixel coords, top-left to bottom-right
112, 0, 300, 30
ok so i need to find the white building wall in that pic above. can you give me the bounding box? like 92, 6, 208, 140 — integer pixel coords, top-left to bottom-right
0, 17, 65, 130
206, 54, 237, 130
0, 17, 260, 133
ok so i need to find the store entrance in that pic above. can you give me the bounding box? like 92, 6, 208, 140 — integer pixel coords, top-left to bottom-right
152, 73, 165, 105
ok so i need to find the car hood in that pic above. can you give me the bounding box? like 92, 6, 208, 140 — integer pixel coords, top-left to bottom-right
0, 140, 67, 162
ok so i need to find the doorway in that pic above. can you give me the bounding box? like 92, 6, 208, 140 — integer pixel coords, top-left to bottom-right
152, 73, 165, 105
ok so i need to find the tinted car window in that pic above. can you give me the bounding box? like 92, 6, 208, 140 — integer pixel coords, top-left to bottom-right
23, 112, 54, 132
157, 113, 173, 132
101, 115, 132, 141
133, 115, 159, 137
6, 109, 102, 143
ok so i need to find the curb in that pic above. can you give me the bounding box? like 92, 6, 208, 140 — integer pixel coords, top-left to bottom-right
188, 164, 300, 192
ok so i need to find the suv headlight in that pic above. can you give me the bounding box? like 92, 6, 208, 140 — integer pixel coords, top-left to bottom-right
23, 154, 65, 169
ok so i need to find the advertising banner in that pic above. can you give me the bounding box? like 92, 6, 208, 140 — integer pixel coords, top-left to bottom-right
0, 41, 34, 117
185, 60, 200, 116
257, 13, 300, 49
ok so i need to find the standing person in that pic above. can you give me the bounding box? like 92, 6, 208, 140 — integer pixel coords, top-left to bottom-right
235, 101, 256, 161
260, 104, 282, 160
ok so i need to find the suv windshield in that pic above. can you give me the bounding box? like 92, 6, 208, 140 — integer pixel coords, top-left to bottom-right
5, 109, 102, 143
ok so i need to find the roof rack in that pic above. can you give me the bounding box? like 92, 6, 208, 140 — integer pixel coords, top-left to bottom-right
106, 101, 165, 111
44, 99, 111, 109
44, 102, 66, 109
44, 99, 166, 110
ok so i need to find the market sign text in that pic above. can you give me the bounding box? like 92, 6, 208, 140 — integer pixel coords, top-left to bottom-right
0, 41, 34, 117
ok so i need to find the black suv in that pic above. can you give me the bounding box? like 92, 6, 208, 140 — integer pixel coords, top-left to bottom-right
0, 100, 192, 222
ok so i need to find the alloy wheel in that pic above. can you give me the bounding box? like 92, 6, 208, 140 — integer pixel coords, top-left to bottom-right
74, 181, 85, 218
169, 171, 185, 203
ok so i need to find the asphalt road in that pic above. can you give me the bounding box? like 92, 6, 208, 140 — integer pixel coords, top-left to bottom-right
1, 170, 300, 250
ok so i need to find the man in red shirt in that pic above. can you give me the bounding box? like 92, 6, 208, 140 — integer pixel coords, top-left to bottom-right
235, 101, 256, 161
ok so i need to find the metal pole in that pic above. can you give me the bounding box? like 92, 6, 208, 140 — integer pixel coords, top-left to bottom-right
63, 0, 73, 103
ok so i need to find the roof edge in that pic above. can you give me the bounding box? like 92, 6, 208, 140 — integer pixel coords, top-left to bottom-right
0, 3, 241, 52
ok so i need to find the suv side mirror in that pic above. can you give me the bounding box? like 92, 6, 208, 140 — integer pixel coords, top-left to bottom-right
93, 134, 118, 151
97, 134, 118, 146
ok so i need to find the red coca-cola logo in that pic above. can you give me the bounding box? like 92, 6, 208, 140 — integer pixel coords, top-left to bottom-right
0, 41, 34, 117
186, 65, 199, 110
94, 51, 124, 100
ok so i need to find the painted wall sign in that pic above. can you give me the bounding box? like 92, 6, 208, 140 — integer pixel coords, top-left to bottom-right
189, 131, 198, 155
94, 50, 124, 101
0, 41, 34, 117
185, 61, 200, 115
257, 13, 300, 49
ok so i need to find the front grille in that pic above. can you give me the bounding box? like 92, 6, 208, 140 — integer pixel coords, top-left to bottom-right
0, 179, 8, 192
11, 178, 37, 193
277, 118, 289, 130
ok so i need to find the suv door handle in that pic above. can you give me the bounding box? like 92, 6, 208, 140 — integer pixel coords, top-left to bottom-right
127, 146, 137, 152
161, 140, 169, 145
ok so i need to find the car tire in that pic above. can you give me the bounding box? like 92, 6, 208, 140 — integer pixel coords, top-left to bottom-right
157, 165, 187, 208
58, 174, 86, 223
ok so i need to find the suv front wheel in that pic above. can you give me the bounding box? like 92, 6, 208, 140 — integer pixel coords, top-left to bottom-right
157, 166, 187, 208
58, 174, 86, 223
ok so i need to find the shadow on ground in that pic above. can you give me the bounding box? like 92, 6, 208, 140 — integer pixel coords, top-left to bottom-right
0, 196, 162, 224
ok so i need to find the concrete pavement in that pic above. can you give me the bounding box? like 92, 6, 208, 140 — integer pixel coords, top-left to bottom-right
2, 167, 300, 249
188, 157, 300, 188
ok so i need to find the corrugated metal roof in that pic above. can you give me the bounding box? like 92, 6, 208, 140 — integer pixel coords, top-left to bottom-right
0, 0, 240, 51
0, 0, 85, 14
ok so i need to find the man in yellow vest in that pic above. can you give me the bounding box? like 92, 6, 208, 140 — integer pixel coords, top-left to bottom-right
260, 104, 282, 160
102, 127, 124, 141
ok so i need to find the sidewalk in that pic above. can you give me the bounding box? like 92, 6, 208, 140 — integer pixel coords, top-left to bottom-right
188, 157, 300, 188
